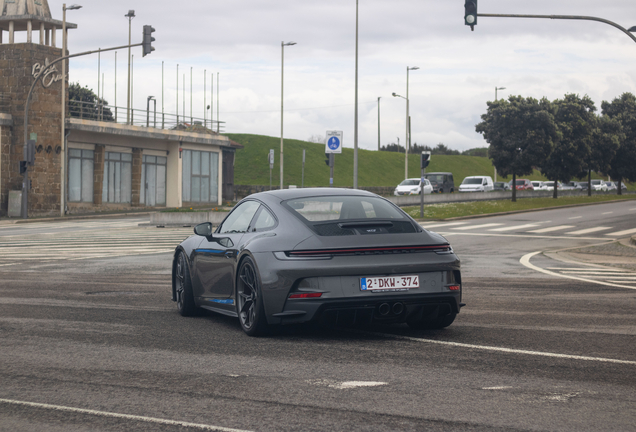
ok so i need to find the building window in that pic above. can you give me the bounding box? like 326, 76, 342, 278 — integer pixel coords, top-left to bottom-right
182, 150, 218, 203
102, 152, 132, 203
140, 155, 167, 206
68, 149, 94, 203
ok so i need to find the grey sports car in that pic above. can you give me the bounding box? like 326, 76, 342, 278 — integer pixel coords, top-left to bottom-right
171, 188, 463, 336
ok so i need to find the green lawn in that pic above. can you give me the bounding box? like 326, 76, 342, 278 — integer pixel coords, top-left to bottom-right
403, 194, 636, 220
227, 133, 625, 191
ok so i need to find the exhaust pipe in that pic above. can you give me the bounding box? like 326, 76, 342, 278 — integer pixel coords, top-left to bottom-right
378, 303, 390, 316
392, 302, 404, 315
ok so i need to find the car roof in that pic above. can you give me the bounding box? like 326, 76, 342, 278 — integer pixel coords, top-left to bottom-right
424, 172, 452, 175
249, 187, 378, 202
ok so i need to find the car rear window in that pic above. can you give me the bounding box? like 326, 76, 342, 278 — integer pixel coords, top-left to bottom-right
515, 180, 526, 185
283, 195, 416, 236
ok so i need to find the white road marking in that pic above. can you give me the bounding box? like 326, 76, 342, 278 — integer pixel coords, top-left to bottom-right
434, 232, 609, 241
0, 399, 251, 432
482, 386, 514, 390
602, 212, 614, 215
419, 222, 468, 229
569, 216, 582, 219
520, 251, 636, 290
306, 379, 387, 390
565, 226, 613, 235
489, 224, 540, 232
630, 208, 636, 211
452, 223, 504, 231
606, 227, 636, 237
370, 332, 636, 365
528, 225, 575, 233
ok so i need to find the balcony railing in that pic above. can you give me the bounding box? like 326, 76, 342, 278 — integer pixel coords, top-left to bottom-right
67, 99, 224, 132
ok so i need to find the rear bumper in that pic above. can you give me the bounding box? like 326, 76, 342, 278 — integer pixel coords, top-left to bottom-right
274, 292, 462, 326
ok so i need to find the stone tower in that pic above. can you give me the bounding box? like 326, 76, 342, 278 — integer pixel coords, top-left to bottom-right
0, 0, 76, 216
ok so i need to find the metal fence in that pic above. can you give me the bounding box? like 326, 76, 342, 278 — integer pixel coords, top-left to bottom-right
67, 99, 224, 132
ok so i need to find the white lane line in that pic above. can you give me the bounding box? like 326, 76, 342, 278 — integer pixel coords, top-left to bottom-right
434, 232, 609, 241
630, 208, 636, 211
0, 399, 251, 432
547, 267, 623, 272
520, 251, 636, 290
369, 332, 636, 365
452, 223, 504, 231
565, 227, 613, 235
420, 222, 468, 229
569, 216, 582, 219
602, 212, 614, 215
606, 227, 636, 237
528, 225, 575, 233
489, 224, 539, 232
306, 379, 387, 390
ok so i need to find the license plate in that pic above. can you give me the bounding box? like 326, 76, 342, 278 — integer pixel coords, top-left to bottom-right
360, 275, 419, 291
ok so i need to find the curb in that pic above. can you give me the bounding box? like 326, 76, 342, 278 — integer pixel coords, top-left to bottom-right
0, 211, 156, 225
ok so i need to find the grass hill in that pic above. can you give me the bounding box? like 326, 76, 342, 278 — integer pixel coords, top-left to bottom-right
227, 134, 607, 189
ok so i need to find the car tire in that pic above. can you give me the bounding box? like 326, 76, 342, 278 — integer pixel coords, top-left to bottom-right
236, 256, 270, 336
407, 311, 456, 330
175, 252, 198, 317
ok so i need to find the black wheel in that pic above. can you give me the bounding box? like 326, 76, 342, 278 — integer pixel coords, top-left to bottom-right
407, 312, 456, 330
175, 252, 198, 316
236, 257, 269, 336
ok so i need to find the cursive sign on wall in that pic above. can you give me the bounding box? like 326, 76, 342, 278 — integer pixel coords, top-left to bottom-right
32, 58, 63, 88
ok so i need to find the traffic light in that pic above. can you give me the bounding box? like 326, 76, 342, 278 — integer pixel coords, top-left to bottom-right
464, 0, 477, 31
420, 152, 431, 169
142, 25, 155, 57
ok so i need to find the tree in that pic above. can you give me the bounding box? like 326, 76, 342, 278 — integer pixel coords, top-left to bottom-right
579, 115, 622, 196
602, 93, 636, 195
68, 82, 114, 121
541, 94, 596, 198
476, 96, 557, 201
307, 134, 324, 144
380, 143, 406, 153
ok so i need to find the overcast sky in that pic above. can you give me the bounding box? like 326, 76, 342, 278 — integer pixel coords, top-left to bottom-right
49, 0, 636, 151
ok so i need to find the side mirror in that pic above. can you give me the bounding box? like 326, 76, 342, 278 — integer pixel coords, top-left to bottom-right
194, 222, 214, 240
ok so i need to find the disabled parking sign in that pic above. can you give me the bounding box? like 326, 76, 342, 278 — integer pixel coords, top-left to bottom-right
325, 131, 343, 154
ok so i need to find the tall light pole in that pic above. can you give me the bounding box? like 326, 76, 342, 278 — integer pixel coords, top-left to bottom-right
125, 10, 135, 125
494, 87, 505, 183
405, 66, 419, 179
60, 3, 82, 217
280, 41, 296, 190
495, 86, 506, 101
392, 92, 407, 177
377, 97, 381, 151
353, 0, 359, 189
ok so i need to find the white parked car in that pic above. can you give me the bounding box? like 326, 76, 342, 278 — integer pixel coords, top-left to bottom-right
531, 181, 543, 190
541, 181, 563, 191
459, 176, 494, 192
590, 179, 608, 192
605, 181, 617, 191
394, 178, 433, 196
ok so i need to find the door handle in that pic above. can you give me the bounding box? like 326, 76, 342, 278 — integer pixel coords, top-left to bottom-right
225, 251, 233, 259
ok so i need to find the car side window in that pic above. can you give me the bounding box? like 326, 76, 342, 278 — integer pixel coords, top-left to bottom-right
251, 207, 277, 231
218, 201, 260, 234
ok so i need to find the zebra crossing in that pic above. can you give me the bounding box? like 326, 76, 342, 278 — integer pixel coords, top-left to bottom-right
420, 221, 636, 238
0, 222, 192, 266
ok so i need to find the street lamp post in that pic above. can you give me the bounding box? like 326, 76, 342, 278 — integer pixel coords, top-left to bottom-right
377, 97, 381, 151
59, 3, 82, 217
125, 10, 135, 125
353, 0, 359, 189
405, 66, 418, 180
495, 86, 506, 101
280, 41, 296, 190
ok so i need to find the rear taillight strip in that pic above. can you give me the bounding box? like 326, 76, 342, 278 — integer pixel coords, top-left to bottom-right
288, 244, 450, 257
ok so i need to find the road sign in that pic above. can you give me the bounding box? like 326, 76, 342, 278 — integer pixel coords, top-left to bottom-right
325, 131, 343, 154
268, 149, 274, 169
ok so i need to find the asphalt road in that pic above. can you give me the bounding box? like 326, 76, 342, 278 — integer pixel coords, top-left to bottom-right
1, 200, 635, 431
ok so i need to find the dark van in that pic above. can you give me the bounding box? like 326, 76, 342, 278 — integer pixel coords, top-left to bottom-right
423, 172, 454, 193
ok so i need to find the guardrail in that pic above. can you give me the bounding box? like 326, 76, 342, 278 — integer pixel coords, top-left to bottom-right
67, 99, 225, 132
